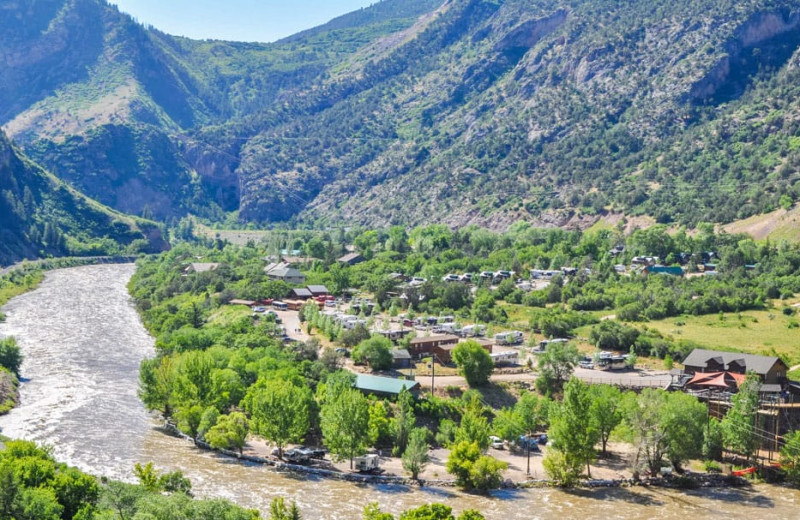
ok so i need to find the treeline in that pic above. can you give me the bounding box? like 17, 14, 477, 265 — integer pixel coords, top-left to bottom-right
0, 439, 488, 519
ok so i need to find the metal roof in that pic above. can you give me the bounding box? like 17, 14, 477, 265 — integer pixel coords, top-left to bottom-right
391, 349, 412, 360
682, 349, 784, 376
355, 374, 419, 395
307, 285, 329, 293
409, 334, 459, 345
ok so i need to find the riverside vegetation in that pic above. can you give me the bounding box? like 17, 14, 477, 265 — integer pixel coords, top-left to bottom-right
129, 223, 800, 491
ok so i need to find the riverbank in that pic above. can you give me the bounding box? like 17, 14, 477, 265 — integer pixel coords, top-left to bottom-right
0, 369, 18, 414
162, 422, 751, 492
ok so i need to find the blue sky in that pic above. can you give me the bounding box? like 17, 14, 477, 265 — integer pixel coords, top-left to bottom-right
111, 1, 377, 42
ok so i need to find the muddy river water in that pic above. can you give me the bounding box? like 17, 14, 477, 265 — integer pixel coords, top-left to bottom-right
1, 264, 799, 519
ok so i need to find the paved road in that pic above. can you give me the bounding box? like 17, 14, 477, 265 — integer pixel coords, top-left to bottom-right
418, 367, 671, 389
273, 310, 310, 342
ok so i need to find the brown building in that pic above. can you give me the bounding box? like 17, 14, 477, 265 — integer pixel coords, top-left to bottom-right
682, 349, 788, 385
433, 340, 493, 364
408, 334, 459, 358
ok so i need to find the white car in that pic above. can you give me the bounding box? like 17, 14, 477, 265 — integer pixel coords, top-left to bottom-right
489, 436, 504, 450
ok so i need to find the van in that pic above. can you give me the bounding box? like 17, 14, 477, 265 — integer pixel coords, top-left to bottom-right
272, 301, 288, 311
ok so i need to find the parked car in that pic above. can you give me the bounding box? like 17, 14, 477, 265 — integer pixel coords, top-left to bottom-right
489, 436, 504, 450
252, 306, 267, 313
335, 347, 350, 357
442, 274, 460, 282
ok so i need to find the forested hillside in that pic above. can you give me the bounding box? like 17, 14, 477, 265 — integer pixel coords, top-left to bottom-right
2, 0, 800, 229
0, 130, 167, 266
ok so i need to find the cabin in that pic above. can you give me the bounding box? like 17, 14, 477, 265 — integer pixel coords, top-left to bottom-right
289, 288, 313, 299
338, 253, 365, 266
432, 340, 492, 364
681, 349, 789, 385
265, 262, 306, 285
408, 334, 459, 358
391, 349, 413, 369
307, 285, 330, 297
354, 374, 420, 397
185, 262, 220, 274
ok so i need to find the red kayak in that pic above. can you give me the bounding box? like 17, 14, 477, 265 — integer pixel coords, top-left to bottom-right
732, 467, 756, 476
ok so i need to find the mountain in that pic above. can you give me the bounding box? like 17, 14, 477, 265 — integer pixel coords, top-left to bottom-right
0, 129, 167, 266
2, 0, 800, 230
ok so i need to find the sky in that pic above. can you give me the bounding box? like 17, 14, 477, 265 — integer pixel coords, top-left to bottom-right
111, 0, 377, 43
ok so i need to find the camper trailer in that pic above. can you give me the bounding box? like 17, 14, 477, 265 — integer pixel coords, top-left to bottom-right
490, 351, 519, 365
494, 331, 524, 346
353, 454, 381, 473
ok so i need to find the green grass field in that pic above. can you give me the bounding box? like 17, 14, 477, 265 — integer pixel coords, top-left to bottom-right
641, 309, 800, 364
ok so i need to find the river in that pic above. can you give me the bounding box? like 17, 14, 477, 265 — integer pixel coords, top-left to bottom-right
1, 264, 799, 519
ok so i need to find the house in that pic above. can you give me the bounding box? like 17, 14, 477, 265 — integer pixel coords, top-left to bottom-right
408, 334, 459, 358
338, 253, 365, 265
185, 262, 220, 274
354, 374, 420, 397
391, 349, 413, 369
289, 288, 313, 299
682, 349, 789, 385
265, 262, 306, 285
431, 339, 492, 364
307, 285, 330, 297
282, 256, 314, 266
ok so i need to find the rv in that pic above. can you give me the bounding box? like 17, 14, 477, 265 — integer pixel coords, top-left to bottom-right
491, 351, 519, 365
272, 301, 288, 311
460, 324, 486, 337
353, 454, 381, 473
494, 331, 524, 346
538, 338, 569, 350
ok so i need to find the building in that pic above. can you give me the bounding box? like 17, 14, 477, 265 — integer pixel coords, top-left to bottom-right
391, 349, 413, 369
307, 285, 330, 297
264, 262, 306, 285
644, 265, 684, 276
338, 253, 365, 265
375, 329, 413, 342
408, 334, 459, 358
289, 288, 313, 299
431, 339, 492, 364
185, 262, 220, 274
681, 349, 789, 385
354, 374, 420, 397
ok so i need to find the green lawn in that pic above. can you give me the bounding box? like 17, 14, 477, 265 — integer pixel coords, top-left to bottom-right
640, 309, 800, 364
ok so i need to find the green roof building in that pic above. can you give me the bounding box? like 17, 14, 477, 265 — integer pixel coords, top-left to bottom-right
354, 374, 420, 397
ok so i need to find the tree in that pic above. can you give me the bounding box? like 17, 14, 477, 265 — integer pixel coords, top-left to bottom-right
452, 341, 493, 387
455, 399, 490, 452
0, 337, 22, 376
445, 441, 507, 491
320, 387, 371, 469
270, 497, 302, 520
340, 324, 371, 348
536, 342, 581, 394
722, 373, 761, 462
205, 412, 249, 454
352, 335, 393, 371
247, 380, 312, 458
625, 389, 706, 474
402, 428, 430, 480
139, 356, 175, 417
391, 388, 416, 455
514, 392, 550, 475
368, 400, 392, 447
589, 385, 623, 456
780, 430, 800, 486
548, 378, 598, 479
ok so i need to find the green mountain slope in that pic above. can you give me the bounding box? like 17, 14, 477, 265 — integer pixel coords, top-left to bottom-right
2, 0, 800, 229
0, 130, 167, 266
